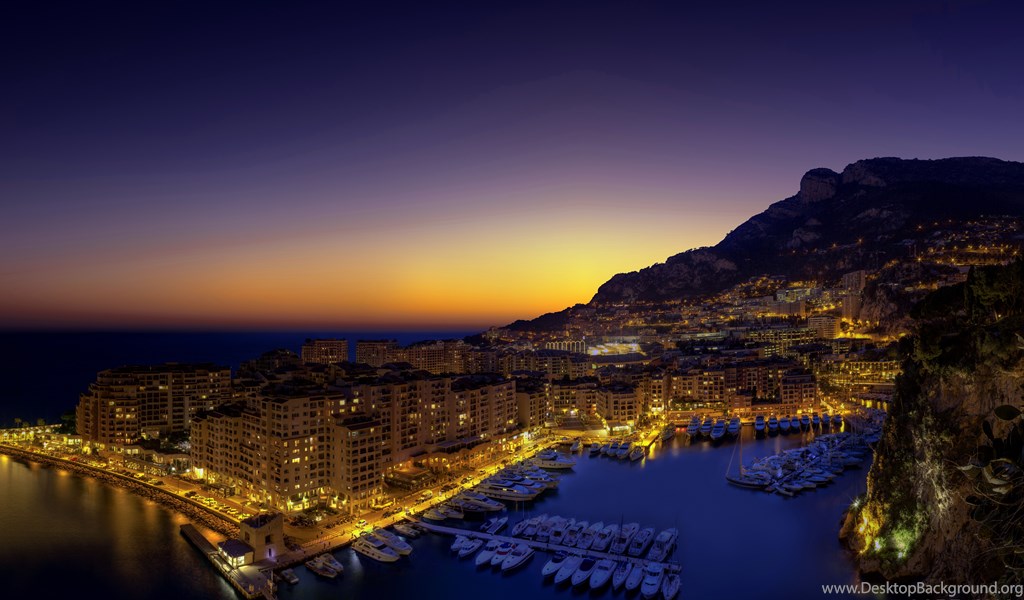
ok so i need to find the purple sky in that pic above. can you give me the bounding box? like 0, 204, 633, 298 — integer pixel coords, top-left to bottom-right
2, 1, 1023, 328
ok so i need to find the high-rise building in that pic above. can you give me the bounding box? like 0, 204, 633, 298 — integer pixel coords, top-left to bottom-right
301, 338, 349, 365
76, 363, 230, 445
355, 340, 398, 367
807, 315, 841, 339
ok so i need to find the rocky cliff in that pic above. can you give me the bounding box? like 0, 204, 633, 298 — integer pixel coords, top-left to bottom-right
592, 157, 1024, 303
841, 261, 1024, 589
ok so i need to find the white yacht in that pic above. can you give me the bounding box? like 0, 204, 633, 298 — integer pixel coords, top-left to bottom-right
475, 539, 500, 567
627, 527, 655, 557
278, 568, 299, 584
550, 518, 574, 545
727, 417, 741, 437
768, 415, 779, 435
624, 561, 645, 592
577, 521, 603, 549
320, 553, 345, 574
611, 561, 631, 590
474, 481, 538, 501
647, 527, 678, 561
353, 534, 400, 563
640, 563, 665, 599
532, 449, 576, 470
373, 528, 412, 555
501, 543, 534, 572
800, 414, 811, 429
480, 516, 508, 535
616, 441, 632, 459
489, 541, 514, 567
569, 439, 581, 453
605, 441, 620, 456
522, 513, 547, 538
629, 445, 645, 461
536, 515, 562, 543
662, 573, 681, 600
589, 442, 601, 455
541, 551, 568, 577
305, 555, 338, 579
687, 415, 702, 437
458, 537, 484, 559
458, 491, 506, 511
754, 414, 766, 436
589, 559, 616, 590
450, 535, 469, 554
564, 520, 587, 547
779, 416, 791, 433
392, 523, 419, 538
553, 554, 583, 585
592, 523, 618, 552
660, 424, 676, 441
571, 557, 597, 587
709, 419, 726, 442
610, 522, 639, 554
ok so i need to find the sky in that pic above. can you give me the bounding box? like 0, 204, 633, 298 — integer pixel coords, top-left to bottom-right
2, 0, 1023, 330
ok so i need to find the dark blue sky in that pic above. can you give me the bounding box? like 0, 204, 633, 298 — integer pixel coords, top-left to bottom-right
3, 1, 1023, 328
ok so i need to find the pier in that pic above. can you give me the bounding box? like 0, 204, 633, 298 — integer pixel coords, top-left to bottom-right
180, 524, 277, 600
414, 519, 682, 574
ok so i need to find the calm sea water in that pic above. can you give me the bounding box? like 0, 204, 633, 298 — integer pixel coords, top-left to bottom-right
1, 430, 865, 599
0, 330, 474, 425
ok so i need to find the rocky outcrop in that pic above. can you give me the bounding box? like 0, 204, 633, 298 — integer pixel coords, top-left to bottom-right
799, 167, 841, 201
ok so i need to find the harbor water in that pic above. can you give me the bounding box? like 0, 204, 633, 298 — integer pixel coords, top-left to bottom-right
1, 427, 867, 599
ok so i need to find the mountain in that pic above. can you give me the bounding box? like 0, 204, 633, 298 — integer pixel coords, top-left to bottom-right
592, 157, 1024, 303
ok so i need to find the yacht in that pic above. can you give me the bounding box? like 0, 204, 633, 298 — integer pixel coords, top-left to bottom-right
532, 449, 577, 470
353, 534, 400, 563
800, 414, 811, 429
564, 520, 587, 547
589, 559, 616, 590
627, 527, 655, 557
660, 424, 676, 441
522, 513, 547, 538
474, 481, 538, 502
599, 442, 611, 455
833, 414, 844, 426
458, 537, 484, 559
510, 518, 529, 537
727, 417, 741, 437
500, 543, 534, 572
662, 573, 681, 600
768, 416, 779, 435
392, 523, 420, 538
612, 561, 632, 590
624, 561, 645, 593
629, 445, 645, 461
699, 417, 713, 437
439, 503, 464, 519
320, 553, 345, 574
647, 527, 678, 561
542, 551, 569, 577
489, 542, 514, 567
754, 415, 766, 436
569, 439, 581, 453
709, 419, 726, 442
554, 554, 583, 585
812, 413, 821, 427
779, 416, 791, 433
451, 535, 469, 554
305, 555, 339, 579
571, 557, 597, 587
592, 523, 618, 552
423, 507, 447, 521
373, 528, 412, 555
458, 491, 506, 511
278, 568, 299, 585
821, 412, 832, 428
475, 540, 500, 567
480, 516, 508, 535
616, 441, 632, 459
606, 441, 620, 456
535, 515, 562, 543
589, 442, 601, 455
610, 522, 639, 554
550, 518, 574, 545
687, 415, 702, 437
577, 521, 603, 549
640, 563, 666, 599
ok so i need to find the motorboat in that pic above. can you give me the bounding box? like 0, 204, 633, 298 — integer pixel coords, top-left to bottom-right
550, 518, 574, 545
510, 518, 529, 537
611, 561, 631, 590
624, 561, 645, 592
423, 507, 447, 521
353, 533, 400, 563
489, 541, 514, 567
458, 491, 506, 511
726, 471, 772, 490
532, 450, 576, 470
812, 413, 821, 427
474, 481, 538, 502
616, 441, 632, 459
660, 424, 676, 441
699, 418, 713, 437
589, 442, 601, 455
480, 516, 508, 535
606, 441, 620, 456
779, 416, 791, 433
727, 417, 741, 437
599, 443, 611, 455
305, 555, 339, 578
535, 515, 562, 543
320, 553, 345, 574
541, 551, 568, 577
392, 523, 420, 538
800, 414, 810, 429
571, 557, 597, 587
475, 540, 500, 567
754, 415, 766, 436
500, 543, 534, 572
570, 439, 581, 453
709, 420, 726, 442
833, 414, 844, 426
687, 415, 701, 437
647, 527, 678, 561
439, 504, 464, 519
639, 563, 665, 599
564, 520, 587, 547
627, 527, 655, 557
610, 522, 639, 554
553, 554, 583, 585
577, 521, 603, 549
458, 537, 484, 559
593, 523, 618, 552
451, 535, 469, 554
629, 445, 645, 461
589, 559, 616, 590
662, 572, 681, 600
522, 513, 547, 538
278, 568, 299, 584
821, 413, 832, 428
768, 416, 779, 435
373, 528, 412, 555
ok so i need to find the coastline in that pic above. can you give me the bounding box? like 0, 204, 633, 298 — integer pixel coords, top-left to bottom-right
0, 443, 239, 538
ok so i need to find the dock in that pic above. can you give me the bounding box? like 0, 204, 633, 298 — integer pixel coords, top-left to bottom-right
414, 519, 682, 574
180, 524, 277, 600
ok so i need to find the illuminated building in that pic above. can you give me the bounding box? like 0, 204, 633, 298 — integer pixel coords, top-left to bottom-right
301, 338, 349, 364
808, 315, 841, 339
355, 339, 398, 367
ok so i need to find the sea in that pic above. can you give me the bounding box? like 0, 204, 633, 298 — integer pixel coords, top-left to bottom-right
0, 332, 867, 599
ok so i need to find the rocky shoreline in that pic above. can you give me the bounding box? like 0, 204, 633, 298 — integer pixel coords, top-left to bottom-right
0, 443, 239, 538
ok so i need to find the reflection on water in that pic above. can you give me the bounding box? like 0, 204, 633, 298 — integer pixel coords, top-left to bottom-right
1, 426, 865, 599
